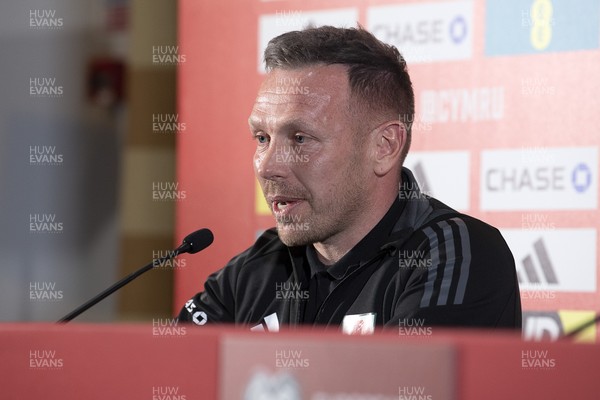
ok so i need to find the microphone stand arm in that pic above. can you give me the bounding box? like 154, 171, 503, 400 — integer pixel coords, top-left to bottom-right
57, 250, 183, 323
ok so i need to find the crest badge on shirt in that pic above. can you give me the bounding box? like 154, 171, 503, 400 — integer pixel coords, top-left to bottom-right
250, 312, 280, 332
342, 312, 376, 335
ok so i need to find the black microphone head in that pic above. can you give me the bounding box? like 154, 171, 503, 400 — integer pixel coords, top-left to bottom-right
181, 228, 214, 254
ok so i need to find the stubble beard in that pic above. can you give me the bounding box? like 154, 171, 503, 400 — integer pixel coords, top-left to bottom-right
275, 163, 366, 248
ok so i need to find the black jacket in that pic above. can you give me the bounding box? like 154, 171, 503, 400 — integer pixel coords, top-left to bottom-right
178, 168, 521, 332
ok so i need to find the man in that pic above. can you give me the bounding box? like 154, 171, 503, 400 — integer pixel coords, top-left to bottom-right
178, 26, 521, 333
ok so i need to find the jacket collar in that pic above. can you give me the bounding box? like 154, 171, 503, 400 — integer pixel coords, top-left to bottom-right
287, 167, 440, 277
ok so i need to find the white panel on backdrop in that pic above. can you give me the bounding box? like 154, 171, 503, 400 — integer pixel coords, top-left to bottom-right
481, 147, 598, 210
501, 228, 597, 293
404, 151, 470, 211
257, 8, 359, 73
367, 0, 473, 64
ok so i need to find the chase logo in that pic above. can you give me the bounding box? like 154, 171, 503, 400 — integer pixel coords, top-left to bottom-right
572, 163, 592, 193
485, 0, 600, 56
481, 147, 597, 210
367, 1, 473, 63
523, 310, 596, 342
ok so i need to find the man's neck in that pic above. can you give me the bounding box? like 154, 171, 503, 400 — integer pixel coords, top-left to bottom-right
312, 192, 398, 265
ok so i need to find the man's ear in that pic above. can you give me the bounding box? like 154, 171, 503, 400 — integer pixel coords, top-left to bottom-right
370, 120, 406, 177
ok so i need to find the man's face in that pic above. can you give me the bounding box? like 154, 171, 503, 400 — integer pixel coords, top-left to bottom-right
249, 64, 374, 247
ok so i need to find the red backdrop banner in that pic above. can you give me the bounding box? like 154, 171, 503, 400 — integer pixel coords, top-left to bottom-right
176, 0, 600, 341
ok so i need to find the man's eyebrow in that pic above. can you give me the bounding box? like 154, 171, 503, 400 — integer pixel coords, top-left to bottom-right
248, 115, 266, 129
248, 117, 313, 133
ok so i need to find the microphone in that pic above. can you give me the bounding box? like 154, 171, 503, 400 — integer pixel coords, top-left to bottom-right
57, 228, 214, 323
176, 228, 214, 254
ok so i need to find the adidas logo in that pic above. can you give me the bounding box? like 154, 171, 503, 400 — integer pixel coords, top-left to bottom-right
517, 238, 558, 286
502, 228, 595, 293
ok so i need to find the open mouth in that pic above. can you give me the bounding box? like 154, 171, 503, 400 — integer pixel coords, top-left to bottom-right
273, 200, 300, 212
268, 195, 304, 214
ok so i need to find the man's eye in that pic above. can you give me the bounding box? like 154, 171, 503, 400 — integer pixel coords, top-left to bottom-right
294, 135, 305, 144
255, 134, 268, 144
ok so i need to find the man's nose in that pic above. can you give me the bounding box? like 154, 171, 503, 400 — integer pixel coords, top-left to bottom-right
255, 140, 290, 181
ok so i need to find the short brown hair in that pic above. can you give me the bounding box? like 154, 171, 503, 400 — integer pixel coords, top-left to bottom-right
264, 26, 414, 161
